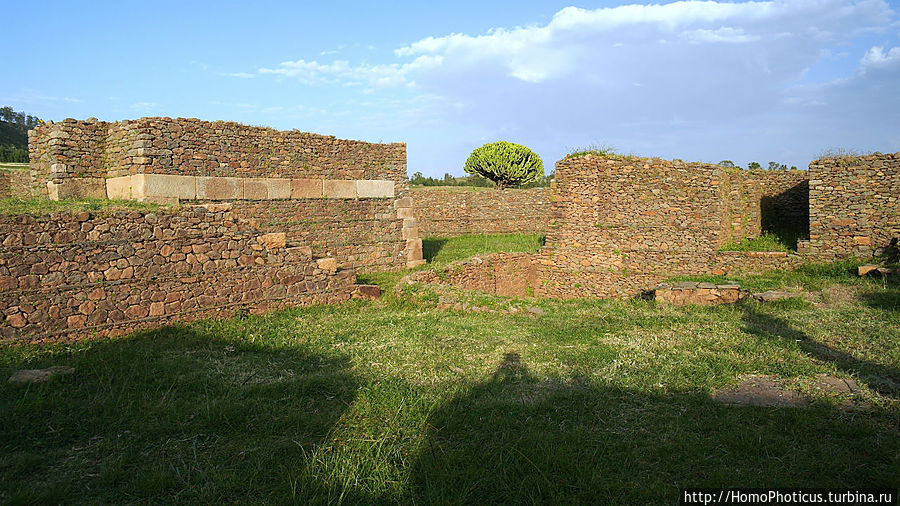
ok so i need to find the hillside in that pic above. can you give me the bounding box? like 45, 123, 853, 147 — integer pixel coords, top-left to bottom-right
0, 106, 41, 162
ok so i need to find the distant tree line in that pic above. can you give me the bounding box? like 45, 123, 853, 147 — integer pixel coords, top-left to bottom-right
0, 106, 43, 129
410, 171, 554, 188
0, 106, 42, 163
719, 160, 798, 171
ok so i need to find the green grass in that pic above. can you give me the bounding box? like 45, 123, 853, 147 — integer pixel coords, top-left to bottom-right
2, 234, 899, 504
0, 162, 28, 172
422, 233, 544, 267
0, 197, 172, 216
720, 232, 793, 252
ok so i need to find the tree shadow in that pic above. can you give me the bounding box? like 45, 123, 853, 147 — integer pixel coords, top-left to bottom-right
741, 304, 899, 397
422, 237, 448, 263
0, 325, 359, 504
405, 352, 897, 503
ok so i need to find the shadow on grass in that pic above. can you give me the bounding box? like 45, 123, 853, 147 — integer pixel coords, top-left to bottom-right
0, 325, 359, 504
404, 352, 897, 503
422, 237, 448, 263
742, 305, 899, 398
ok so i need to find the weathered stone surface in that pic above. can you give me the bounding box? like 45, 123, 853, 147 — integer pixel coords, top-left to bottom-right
655, 283, 745, 306
197, 177, 240, 200
106, 175, 132, 199
291, 179, 324, 198
317, 257, 338, 273
356, 180, 395, 198
47, 178, 107, 200
411, 187, 550, 237
712, 375, 808, 407
393, 196, 414, 209
353, 284, 382, 300
133, 174, 197, 201
397, 207, 415, 219
8, 366, 75, 383
323, 180, 357, 198
753, 291, 799, 302
257, 232, 286, 249
267, 178, 291, 200
241, 178, 268, 200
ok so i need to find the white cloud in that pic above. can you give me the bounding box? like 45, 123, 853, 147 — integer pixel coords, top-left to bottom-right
860, 45, 900, 69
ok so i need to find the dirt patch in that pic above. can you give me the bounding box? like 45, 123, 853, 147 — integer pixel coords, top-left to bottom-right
713, 375, 808, 407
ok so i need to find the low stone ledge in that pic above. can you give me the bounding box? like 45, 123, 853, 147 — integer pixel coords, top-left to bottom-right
654, 282, 746, 305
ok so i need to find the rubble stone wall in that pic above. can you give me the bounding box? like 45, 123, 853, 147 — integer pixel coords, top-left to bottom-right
0, 204, 356, 342
799, 153, 900, 258
410, 187, 550, 236
0, 169, 32, 199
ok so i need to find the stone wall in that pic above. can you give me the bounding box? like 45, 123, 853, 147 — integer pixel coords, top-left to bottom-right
26, 117, 422, 271
0, 169, 32, 199
0, 204, 357, 342
720, 169, 809, 245
799, 153, 900, 258
537, 155, 811, 298
410, 187, 550, 236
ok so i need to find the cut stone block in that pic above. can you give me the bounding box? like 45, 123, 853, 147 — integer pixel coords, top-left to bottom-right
397, 207, 415, 219
291, 179, 324, 198
242, 178, 268, 200
393, 196, 414, 209
47, 178, 107, 201
106, 176, 132, 199
197, 176, 240, 200
267, 178, 291, 199
406, 238, 423, 261
356, 180, 395, 198
353, 285, 382, 300
323, 180, 357, 198
132, 174, 197, 201
317, 257, 338, 273
402, 227, 419, 240
403, 218, 417, 229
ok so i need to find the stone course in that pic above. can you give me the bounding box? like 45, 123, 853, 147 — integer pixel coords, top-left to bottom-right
0, 170, 32, 199
410, 187, 550, 237
0, 204, 357, 342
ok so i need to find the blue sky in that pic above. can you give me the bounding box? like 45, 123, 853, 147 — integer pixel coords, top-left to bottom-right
3, 0, 899, 176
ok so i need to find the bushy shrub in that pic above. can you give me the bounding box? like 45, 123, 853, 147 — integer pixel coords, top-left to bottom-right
463, 141, 543, 190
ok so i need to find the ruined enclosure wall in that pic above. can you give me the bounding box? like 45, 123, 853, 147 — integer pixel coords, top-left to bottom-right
26, 117, 419, 271
29, 117, 407, 185
0, 205, 356, 342
719, 170, 809, 245
537, 156, 810, 298
410, 187, 550, 237
800, 153, 900, 258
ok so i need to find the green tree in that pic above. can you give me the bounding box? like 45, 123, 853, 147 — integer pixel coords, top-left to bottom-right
768, 161, 789, 171
748, 161, 762, 170
463, 141, 544, 190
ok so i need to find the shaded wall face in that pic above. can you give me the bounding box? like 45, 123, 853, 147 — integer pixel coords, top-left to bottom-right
410, 187, 550, 237
800, 153, 900, 258
720, 170, 810, 247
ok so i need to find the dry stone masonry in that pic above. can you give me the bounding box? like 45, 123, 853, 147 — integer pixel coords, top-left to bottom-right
26, 117, 423, 271
0, 204, 356, 342
410, 187, 550, 237
799, 153, 900, 258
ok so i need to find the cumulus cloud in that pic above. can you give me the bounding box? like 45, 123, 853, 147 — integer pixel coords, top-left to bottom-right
242, 0, 898, 172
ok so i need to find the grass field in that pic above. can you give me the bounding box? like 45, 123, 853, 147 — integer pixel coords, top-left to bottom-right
1, 234, 898, 504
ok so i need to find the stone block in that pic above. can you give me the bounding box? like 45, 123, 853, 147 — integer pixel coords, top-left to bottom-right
402, 227, 419, 240
393, 196, 414, 209
47, 178, 107, 201
132, 174, 197, 201
267, 178, 291, 199
257, 232, 286, 249
242, 178, 268, 200
397, 207, 415, 219
197, 177, 240, 200
323, 180, 357, 198
403, 218, 417, 229
356, 180, 395, 198
406, 238, 423, 261
353, 285, 382, 300
317, 257, 338, 273
291, 179, 324, 198
106, 176, 132, 200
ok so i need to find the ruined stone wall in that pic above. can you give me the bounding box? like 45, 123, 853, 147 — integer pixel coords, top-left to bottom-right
537, 155, 810, 298
410, 187, 550, 237
0, 204, 356, 342
26, 117, 421, 270
799, 153, 900, 258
